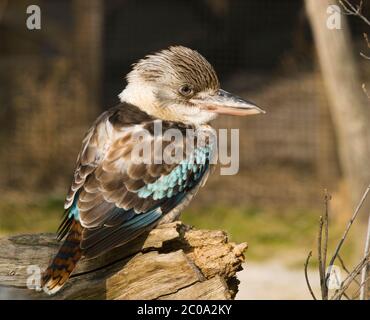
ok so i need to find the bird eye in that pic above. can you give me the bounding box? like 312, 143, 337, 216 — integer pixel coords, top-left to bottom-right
179, 85, 193, 96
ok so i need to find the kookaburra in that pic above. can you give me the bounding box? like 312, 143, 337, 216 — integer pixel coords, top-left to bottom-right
42, 46, 265, 294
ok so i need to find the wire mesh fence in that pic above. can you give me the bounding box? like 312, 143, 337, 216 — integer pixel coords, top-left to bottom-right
1, 0, 369, 209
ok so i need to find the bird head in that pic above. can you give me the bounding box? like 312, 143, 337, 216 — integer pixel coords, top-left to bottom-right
119, 46, 265, 124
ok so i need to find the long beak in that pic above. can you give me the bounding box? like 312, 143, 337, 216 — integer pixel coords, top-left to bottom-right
190, 89, 265, 116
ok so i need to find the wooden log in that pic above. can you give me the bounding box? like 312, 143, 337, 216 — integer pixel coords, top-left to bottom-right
0, 222, 247, 300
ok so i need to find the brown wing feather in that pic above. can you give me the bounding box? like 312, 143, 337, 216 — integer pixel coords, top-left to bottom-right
63, 103, 155, 211
75, 120, 193, 229
59, 102, 211, 260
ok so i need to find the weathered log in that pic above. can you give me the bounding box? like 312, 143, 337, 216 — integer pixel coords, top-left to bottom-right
0, 222, 247, 300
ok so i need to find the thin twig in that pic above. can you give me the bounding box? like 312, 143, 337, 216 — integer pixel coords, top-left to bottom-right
339, 0, 362, 16
338, 2, 370, 59
343, 292, 351, 299
360, 33, 370, 60
318, 216, 327, 299
332, 256, 370, 300
338, 254, 361, 286
304, 251, 317, 300
332, 251, 370, 299
364, 33, 370, 49
322, 191, 330, 299
353, 276, 370, 299
360, 52, 370, 60
326, 186, 370, 276
360, 213, 370, 299
339, 0, 370, 26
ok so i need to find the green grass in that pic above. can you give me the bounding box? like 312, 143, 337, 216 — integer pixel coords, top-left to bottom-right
0, 196, 358, 266
182, 206, 315, 260
0, 195, 63, 235
182, 205, 358, 265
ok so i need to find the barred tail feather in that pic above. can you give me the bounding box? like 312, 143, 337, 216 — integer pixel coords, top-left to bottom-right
42, 220, 83, 295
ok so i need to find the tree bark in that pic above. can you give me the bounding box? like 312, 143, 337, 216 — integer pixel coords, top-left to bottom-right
305, 0, 370, 206
0, 222, 247, 300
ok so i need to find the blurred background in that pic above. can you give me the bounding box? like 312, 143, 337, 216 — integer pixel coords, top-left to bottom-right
0, 0, 369, 299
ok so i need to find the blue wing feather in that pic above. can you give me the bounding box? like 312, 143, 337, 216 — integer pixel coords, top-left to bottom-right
136, 146, 211, 201
62, 146, 211, 257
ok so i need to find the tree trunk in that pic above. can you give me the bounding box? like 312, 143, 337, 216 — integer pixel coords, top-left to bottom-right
305, 0, 370, 206
0, 222, 247, 300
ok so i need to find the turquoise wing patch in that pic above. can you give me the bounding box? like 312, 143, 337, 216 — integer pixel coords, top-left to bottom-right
137, 146, 211, 200
68, 196, 80, 221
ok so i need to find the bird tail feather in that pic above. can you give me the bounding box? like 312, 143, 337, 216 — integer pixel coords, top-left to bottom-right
42, 220, 83, 295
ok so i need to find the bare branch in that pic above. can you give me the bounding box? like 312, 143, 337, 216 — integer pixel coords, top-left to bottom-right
332, 251, 370, 299
322, 190, 331, 300
343, 292, 351, 299
305, 187, 370, 300
327, 185, 370, 273
360, 33, 370, 60
317, 216, 328, 299
304, 251, 317, 300
364, 33, 370, 49
319, 190, 331, 300
339, 0, 362, 15
353, 276, 370, 299
339, 0, 370, 26
360, 213, 370, 299
360, 52, 370, 59
340, 1, 370, 60
338, 254, 361, 286
337, 256, 364, 299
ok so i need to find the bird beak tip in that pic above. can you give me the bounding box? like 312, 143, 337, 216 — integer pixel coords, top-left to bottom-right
258, 108, 267, 115
190, 89, 266, 117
